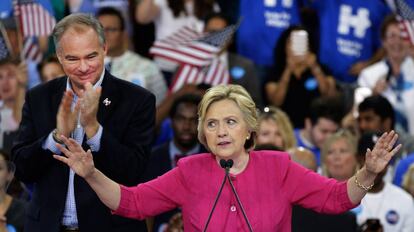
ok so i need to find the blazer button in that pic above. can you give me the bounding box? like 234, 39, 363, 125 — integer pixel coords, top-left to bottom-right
230, 205, 236, 212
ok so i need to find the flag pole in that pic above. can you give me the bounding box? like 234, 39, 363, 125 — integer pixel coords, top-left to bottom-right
13, 0, 24, 61
0, 22, 13, 57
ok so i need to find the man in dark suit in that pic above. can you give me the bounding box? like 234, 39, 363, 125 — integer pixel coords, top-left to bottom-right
143, 93, 205, 232
11, 13, 155, 232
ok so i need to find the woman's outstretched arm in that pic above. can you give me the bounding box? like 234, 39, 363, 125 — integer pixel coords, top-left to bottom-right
54, 136, 121, 210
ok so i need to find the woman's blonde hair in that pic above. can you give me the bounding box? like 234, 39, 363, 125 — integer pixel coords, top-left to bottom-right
197, 84, 258, 151
321, 129, 359, 178
257, 106, 296, 150
402, 164, 414, 197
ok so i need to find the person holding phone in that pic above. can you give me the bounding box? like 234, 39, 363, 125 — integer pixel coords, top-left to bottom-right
265, 25, 337, 129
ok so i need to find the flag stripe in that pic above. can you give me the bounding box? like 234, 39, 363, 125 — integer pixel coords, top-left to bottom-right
15, 0, 56, 37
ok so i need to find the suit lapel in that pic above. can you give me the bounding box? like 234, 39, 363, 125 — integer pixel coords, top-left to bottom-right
97, 72, 119, 124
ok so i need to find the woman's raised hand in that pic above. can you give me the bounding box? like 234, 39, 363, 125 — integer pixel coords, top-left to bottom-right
365, 130, 402, 174
54, 136, 96, 179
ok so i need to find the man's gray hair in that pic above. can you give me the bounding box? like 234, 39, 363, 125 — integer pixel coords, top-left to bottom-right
53, 13, 105, 51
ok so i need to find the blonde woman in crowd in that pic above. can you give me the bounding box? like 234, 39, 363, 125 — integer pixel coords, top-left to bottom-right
0, 58, 27, 153
256, 106, 296, 151
402, 164, 414, 198
321, 130, 359, 181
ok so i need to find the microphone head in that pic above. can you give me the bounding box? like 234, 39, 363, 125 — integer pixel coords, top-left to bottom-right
220, 159, 227, 169
219, 159, 234, 169
227, 159, 234, 168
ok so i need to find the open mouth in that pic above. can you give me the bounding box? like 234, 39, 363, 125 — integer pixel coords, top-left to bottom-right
218, 141, 231, 146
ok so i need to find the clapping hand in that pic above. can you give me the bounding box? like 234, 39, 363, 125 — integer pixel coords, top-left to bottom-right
79, 82, 102, 138
56, 90, 80, 138
365, 131, 402, 175
54, 135, 95, 179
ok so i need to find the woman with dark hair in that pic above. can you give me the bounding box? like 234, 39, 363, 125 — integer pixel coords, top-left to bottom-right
265, 25, 337, 128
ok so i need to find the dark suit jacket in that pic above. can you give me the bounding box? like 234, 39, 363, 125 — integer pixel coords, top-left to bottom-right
143, 142, 206, 231
292, 205, 357, 232
12, 72, 155, 232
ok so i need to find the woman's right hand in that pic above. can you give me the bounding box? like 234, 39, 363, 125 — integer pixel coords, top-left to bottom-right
54, 136, 96, 179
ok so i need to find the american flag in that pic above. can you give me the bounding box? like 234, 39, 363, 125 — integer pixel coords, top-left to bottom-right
0, 22, 11, 60
22, 36, 42, 62
150, 24, 238, 92
396, 0, 414, 45
14, 0, 56, 37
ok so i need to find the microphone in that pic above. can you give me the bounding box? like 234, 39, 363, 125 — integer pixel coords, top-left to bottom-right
203, 159, 232, 232
220, 159, 233, 169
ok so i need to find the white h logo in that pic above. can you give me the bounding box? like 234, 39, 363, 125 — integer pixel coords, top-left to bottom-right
338, 5, 371, 38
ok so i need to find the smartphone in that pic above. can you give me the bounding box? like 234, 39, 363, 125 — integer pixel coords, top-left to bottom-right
291, 30, 309, 56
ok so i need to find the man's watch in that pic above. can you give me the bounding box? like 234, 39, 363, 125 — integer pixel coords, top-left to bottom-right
52, 129, 64, 144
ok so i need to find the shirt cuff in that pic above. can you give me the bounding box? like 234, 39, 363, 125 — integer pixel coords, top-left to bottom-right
42, 132, 62, 154
86, 125, 102, 152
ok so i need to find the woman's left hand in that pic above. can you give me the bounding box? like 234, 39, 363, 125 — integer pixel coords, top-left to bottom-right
365, 131, 402, 174
54, 136, 96, 179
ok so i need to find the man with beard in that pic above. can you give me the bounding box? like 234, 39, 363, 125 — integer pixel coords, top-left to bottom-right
143, 93, 205, 232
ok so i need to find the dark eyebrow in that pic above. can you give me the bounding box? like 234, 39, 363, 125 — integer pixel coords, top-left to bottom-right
87, 52, 98, 57
64, 55, 78, 60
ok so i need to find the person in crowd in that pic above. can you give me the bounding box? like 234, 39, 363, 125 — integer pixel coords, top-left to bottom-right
204, 13, 263, 108
358, 95, 414, 184
0, 150, 26, 232
55, 84, 400, 231
11, 13, 155, 232
291, 133, 358, 232
266, 25, 337, 128
97, 7, 168, 107
358, 14, 414, 135
355, 132, 414, 232
295, 96, 345, 166
0, 58, 27, 154
0, 17, 46, 89
256, 106, 296, 151
143, 93, 205, 232
135, 0, 216, 40
401, 163, 414, 198
358, 95, 414, 157
37, 56, 65, 83
287, 147, 317, 172
237, 0, 303, 84
321, 129, 359, 181
307, 0, 390, 84
135, 0, 218, 81
153, 83, 208, 146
